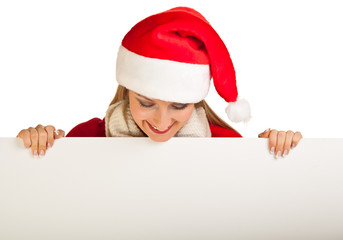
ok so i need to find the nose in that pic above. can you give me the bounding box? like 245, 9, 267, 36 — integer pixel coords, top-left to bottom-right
152, 107, 173, 131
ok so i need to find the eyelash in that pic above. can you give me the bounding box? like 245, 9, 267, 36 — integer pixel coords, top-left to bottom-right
139, 102, 154, 108
138, 101, 188, 110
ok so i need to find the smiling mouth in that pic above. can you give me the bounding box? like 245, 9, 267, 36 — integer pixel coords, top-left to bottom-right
146, 121, 174, 134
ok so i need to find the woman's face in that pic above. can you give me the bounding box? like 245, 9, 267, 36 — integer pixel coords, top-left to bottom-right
128, 90, 195, 142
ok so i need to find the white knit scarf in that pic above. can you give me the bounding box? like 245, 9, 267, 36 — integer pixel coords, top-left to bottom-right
105, 98, 211, 138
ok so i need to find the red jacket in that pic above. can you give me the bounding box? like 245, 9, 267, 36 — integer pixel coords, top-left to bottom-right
66, 117, 242, 138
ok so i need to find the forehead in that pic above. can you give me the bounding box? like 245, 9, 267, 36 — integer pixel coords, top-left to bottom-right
135, 93, 153, 101
130, 90, 184, 105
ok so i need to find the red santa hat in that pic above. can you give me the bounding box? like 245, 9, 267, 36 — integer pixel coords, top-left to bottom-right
116, 7, 251, 123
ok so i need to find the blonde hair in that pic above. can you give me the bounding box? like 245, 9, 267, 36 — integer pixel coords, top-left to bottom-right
109, 85, 239, 133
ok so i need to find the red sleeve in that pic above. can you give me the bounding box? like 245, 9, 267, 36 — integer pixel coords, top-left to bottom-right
209, 124, 242, 137
66, 118, 106, 137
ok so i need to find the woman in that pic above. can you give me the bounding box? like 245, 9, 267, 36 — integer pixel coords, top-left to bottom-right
17, 7, 302, 157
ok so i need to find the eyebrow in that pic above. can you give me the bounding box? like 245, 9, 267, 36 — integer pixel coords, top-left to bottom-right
136, 93, 153, 101
135, 93, 187, 105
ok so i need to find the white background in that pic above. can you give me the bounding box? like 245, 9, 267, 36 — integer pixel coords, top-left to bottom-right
1, 0, 342, 137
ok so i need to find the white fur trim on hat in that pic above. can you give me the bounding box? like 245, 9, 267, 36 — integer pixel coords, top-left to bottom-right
116, 45, 211, 103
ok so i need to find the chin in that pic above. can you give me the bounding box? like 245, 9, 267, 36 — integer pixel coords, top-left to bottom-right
147, 134, 173, 142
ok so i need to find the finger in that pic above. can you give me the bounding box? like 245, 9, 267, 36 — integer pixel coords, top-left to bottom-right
268, 129, 278, 154
29, 127, 39, 156
275, 131, 286, 157
54, 129, 65, 139
283, 131, 294, 157
45, 125, 56, 149
16, 129, 32, 149
291, 131, 303, 149
258, 128, 270, 138
36, 124, 47, 157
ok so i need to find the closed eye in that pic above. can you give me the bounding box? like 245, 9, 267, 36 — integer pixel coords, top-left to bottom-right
172, 104, 188, 110
138, 100, 154, 108
137, 97, 188, 110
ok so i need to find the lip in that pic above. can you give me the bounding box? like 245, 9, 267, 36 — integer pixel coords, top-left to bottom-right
146, 121, 174, 134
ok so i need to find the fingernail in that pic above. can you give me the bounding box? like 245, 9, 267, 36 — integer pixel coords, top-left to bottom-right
270, 147, 275, 154
39, 150, 45, 156
291, 143, 295, 149
262, 128, 270, 134
55, 130, 59, 135
277, 151, 281, 158
283, 150, 288, 157
34, 150, 38, 157
47, 143, 51, 149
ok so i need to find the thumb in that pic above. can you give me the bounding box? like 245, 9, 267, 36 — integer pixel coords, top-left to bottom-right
258, 128, 270, 138
54, 129, 65, 139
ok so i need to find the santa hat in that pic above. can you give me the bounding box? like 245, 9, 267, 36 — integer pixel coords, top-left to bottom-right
116, 7, 251, 123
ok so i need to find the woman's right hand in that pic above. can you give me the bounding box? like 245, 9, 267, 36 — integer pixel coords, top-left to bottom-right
16, 124, 65, 156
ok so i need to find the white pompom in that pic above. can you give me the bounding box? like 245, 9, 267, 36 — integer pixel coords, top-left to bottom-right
225, 98, 251, 123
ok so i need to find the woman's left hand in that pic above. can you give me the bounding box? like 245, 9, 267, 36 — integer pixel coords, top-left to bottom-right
258, 129, 303, 157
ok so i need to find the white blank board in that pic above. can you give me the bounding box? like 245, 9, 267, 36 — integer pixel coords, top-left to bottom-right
0, 138, 343, 240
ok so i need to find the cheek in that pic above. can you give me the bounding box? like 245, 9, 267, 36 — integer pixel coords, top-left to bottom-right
129, 102, 151, 121
173, 107, 194, 123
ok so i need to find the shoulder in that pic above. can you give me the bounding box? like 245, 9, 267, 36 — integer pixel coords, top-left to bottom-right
209, 124, 242, 138
66, 117, 106, 137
